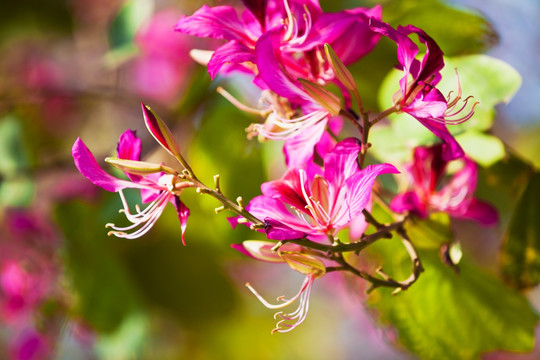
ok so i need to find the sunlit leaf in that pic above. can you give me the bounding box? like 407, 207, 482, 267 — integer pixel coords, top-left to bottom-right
456, 131, 505, 167
383, 0, 498, 55
500, 171, 540, 289
368, 249, 538, 360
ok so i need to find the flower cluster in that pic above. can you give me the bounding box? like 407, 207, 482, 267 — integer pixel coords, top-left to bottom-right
72, 0, 498, 334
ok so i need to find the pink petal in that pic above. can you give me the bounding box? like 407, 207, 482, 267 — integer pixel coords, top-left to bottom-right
207, 41, 255, 79
390, 191, 428, 218
174, 5, 254, 43
72, 138, 151, 193
323, 137, 361, 190
255, 28, 311, 103
283, 118, 328, 169
172, 197, 190, 245
261, 169, 308, 211
341, 163, 399, 222
458, 198, 499, 226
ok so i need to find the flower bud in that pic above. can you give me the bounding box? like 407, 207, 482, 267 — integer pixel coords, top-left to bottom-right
141, 103, 182, 159
324, 44, 357, 92
105, 157, 168, 175
298, 78, 341, 116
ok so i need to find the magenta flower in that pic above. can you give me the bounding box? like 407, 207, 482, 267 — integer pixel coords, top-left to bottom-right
175, 0, 381, 82
232, 240, 325, 333
370, 19, 477, 161
72, 105, 192, 243
239, 138, 398, 240
391, 144, 498, 226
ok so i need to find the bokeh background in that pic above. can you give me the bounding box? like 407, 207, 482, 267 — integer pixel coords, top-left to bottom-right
1, 0, 539, 359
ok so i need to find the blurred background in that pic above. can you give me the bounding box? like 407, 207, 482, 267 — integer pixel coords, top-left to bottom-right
0, 0, 539, 359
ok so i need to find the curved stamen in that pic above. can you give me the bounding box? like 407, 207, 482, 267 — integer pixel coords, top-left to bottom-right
106, 189, 172, 239
246, 276, 310, 310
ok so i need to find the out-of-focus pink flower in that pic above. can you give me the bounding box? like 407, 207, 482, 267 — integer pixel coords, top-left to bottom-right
233, 240, 325, 333
129, 9, 193, 103
8, 328, 51, 360
370, 19, 477, 161
391, 144, 498, 226
237, 138, 398, 240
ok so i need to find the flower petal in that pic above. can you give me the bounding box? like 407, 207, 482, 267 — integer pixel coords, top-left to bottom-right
323, 137, 361, 189
72, 138, 151, 193
172, 196, 190, 245
207, 41, 255, 79
340, 163, 399, 223
459, 198, 498, 226
255, 28, 311, 103
174, 5, 255, 42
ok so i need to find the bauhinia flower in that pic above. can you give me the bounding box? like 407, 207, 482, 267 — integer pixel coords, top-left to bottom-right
232, 240, 325, 333
370, 19, 477, 161
391, 144, 498, 226
175, 0, 381, 82
72, 104, 193, 243
237, 138, 398, 240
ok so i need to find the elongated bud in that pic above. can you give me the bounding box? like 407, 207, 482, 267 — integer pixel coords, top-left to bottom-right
324, 44, 357, 92
282, 253, 326, 278
298, 78, 341, 116
242, 240, 285, 263
141, 103, 182, 159
105, 157, 174, 176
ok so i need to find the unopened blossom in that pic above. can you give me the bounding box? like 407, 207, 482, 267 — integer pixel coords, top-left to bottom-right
370, 19, 477, 161
233, 240, 325, 333
391, 144, 498, 226
72, 105, 192, 243
237, 138, 398, 240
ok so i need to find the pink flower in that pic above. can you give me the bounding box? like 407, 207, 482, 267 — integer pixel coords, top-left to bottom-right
72, 104, 192, 243
233, 240, 325, 333
238, 138, 398, 240
175, 0, 381, 82
391, 144, 498, 226
370, 19, 477, 161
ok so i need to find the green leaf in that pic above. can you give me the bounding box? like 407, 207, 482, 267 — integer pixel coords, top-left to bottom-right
455, 131, 505, 167
500, 171, 540, 289
0, 115, 34, 206
368, 250, 538, 360
383, 0, 498, 55
104, 0, 154, 66
55, 200, 142, 333
404, 213, 453, 249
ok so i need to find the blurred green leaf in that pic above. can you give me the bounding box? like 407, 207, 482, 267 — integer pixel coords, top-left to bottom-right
456, 131, 505, 167
0, 115, 34, 207
368, 249, 538, 360
500, 171, 540, 289
56, 200, 142, 333
0, 0, 72, 43
404, 213, 453, 249
105, 0, 154, 66
382, 0, 498, 55
96, 313, 148, 360
0, 115, 29, 176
